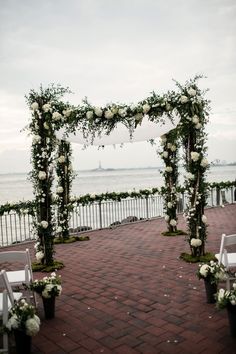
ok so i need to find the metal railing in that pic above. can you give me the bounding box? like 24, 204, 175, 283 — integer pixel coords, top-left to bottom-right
0, 186, 235, 247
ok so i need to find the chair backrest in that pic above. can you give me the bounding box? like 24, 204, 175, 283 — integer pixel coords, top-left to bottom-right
0, 269, 15, 305
0, 248, 33, 282
218, 234, 236, 264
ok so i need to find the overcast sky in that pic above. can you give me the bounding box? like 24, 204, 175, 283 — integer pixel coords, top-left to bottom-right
0, 0, 236, 173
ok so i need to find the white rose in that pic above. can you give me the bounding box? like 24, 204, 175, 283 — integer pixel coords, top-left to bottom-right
111, 106, 118, 114
31, 102, 39, 111
43, 122, 49, 130
94, 107, 103, 117
200, 158, 209, 168
164, 215, 170, 222
135, 113, 143, 122
57, 226, 63, 233
38, 171, 46, 180
187, 88, 197, 97
41, 221, 48, 229
192, 115, 199, 124
86, 110, 94, 120
186, 172, 195, 180
217, 288, 226, 301
118, 108, 127, 117
199, 264, 209, 277
32, 135, 41, 145
165, 166, 173, 173
104, 110, 114, 119
202, 215, 207, 224
170, 145, 176, 152
170, 219, 177, 227
162, 151, 168, 158
35, 251, 44, 261
180, 95, 188, 104
142, 103, 151, 114
195, 123, 202, 129
167, 202, 172, 209
232, 283, 236, 290
6, 314, 19, 330
58, 155, 66, 163
57, 186, 64, 194
90, 193, 96, 199
42, 103, 51, 112
52, 112, 62, 121
191, 151, 200, 162
63, 109, 72, 117
190, 238, 202, 247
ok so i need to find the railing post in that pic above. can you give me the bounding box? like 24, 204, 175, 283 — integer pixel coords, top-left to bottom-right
98, 201, 102, 229
146, 197, 149, 219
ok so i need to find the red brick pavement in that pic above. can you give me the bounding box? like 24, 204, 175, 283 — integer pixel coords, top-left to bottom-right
2, 205, 236, 354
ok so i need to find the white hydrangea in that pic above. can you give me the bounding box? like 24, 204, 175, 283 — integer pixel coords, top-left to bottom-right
190, 238, 202, 247
32, 135, 41, 145
86, 110, 94, 120
164, 215, 170, 222
200, 158, 209, 168
42, 103, 51, 112
191, 151, 200, 162
41, 221, 48, 229
165, 166, 173, 173
52, 112, 62, 121
118, 108, 127, 117
57, 226, 63, 233
170, 219, 177, 226
202, 215, 207, 224
57, 186, 64, 194
195, 123, 202, 129
170, 145, 177, 152
142, 103, 151, 114
167, 202, 172, 209
192, 115, 199, 124
31, 102, 39, 111
135, 113, 143, 122
6, 314, 18, 330
58, 155, 66, 163
187, 88, 197, 97
94, 107, 103, 117
63, 109, 72, 117
162, 151, 168, 158
35, 251, 44, 262
186, 172, 195, 180
180, 95, 188, 104
38, 171, 46, 180
104, 110, 114, 119
199, 264, 209, 277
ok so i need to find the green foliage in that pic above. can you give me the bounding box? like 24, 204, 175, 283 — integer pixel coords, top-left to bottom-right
32, 260, 64, 272
180, 252, 215, 263
162, 229, 187, 236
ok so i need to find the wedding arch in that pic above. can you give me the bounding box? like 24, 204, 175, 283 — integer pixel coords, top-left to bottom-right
26, 75, 210, 266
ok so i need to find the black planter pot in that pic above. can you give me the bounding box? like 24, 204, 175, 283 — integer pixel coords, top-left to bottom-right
227, 303, 236, 337
14, 330, 32, 354
204, 279, 217, 303
42, 296, 56, 319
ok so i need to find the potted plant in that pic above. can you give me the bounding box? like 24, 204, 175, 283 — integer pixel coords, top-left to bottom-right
216, 282, 236, 337
29, 272, 62, 319
5, 299, 40, 354
197, 261, 226, 303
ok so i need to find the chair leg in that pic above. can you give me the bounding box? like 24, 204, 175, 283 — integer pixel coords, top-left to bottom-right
226, 277, 230, 290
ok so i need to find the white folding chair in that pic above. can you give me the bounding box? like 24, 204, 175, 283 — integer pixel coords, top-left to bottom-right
0, 249, 36, 306
0, 270, 23, 353
215, 233, 236, 289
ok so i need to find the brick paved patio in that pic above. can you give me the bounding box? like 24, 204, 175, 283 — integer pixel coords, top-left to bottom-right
3, 204, 236, 353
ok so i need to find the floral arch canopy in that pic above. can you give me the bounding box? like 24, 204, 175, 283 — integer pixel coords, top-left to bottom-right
26, 75, 210, 266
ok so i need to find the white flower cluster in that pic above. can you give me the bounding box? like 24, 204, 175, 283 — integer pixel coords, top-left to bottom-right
198, 261, 226, 282
217, 283, 236, 308
190, 238, 202, 247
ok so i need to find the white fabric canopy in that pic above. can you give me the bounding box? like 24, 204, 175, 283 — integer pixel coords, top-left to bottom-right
56, 113, 180, 146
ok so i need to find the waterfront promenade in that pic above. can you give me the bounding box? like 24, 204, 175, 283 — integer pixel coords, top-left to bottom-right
3, 204, 236, 353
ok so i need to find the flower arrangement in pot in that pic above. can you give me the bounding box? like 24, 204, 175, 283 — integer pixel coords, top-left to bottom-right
216, 282, 236, 337
29, 272, 62, 319
197, 261, 226, 303
5, 299, 40, 354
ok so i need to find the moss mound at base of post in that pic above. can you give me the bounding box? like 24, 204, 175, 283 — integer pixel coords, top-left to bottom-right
180, 252, 216, 263
54, 235, 90, 244
162, 229, 187, 236
32, 260, 64, 272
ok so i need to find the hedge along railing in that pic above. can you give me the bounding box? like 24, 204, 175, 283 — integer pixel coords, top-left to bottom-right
0, 182, 236, 247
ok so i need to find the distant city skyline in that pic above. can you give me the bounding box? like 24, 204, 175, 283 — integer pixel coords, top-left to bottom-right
0, 0, 236, 173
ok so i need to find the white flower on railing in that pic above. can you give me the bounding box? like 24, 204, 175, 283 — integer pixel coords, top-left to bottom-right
32, 135, 41, 145
191, 151, 200, 162
104, 110, 114, 119
118, 108, 127, 117
40, 220, 48, 229
31, 102, 39, 111
63, 109, 72, 118
43, 122, 49, 130
56, 226, 62, 233
170, 144, 177, 152
162, 151, 168, 158
86, 110, 94, 120
170, 219, 177, 226
167, 202, 172, 208
165, 166, 173, 173
190, 238, 202, 247
58, 155, 66, 163
142, 103, 151, 114
38, 171, 47, 180
57, 186, 64, 194
202, 215, 207, 224
186, 172, 195, 180
192, 115, 199, 124
160, 135, 167, 144
195, 122, 202, 129
94, 107, 103, 117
